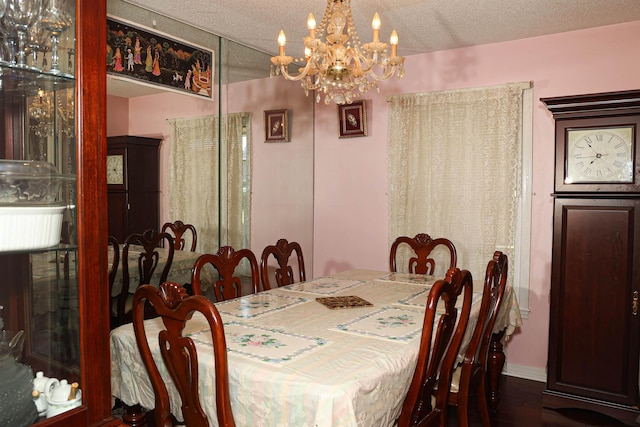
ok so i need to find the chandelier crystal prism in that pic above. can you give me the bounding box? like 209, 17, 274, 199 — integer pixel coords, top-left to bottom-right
270, 0, 405, 105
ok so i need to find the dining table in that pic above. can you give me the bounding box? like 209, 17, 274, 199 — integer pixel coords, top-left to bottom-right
110, 269, 522, 427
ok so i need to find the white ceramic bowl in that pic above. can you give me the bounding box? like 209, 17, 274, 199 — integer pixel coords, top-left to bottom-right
0, 205, 65, 252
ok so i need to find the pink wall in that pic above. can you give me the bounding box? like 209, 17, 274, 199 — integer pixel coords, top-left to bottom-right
312, 21, 640, 377
106, 95, 129, 136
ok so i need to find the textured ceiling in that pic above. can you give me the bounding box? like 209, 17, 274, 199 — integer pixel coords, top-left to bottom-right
109, 0, 640, 98
121, 0, 640, 57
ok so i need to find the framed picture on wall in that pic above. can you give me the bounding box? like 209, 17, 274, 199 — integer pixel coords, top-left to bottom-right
264, 109, 289, 142
338, 100, 367, 138
107, 16, 214, 99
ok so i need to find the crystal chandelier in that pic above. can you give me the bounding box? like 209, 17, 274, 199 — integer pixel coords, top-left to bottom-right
29, 89, 55, 138
270, 0, 405, 105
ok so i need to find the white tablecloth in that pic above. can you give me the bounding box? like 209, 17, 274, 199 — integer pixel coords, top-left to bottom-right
110, 270, 522, 427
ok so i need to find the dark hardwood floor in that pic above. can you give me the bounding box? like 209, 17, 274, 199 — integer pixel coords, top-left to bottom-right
449, 376, 634, 427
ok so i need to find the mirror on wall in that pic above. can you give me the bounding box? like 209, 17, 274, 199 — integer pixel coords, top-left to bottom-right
105, 0, 315, 276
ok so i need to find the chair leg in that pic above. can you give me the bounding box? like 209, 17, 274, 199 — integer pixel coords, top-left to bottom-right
477, 374, 493, 427
457, 391, 471, 427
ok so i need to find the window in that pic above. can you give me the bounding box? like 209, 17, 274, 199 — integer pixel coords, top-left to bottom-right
387, 82, 532, 317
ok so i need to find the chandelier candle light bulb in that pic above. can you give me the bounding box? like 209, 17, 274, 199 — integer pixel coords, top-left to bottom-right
278, 30, 286, 56
308, 13, 316, 38
390, 30, 398, 56
372, 12, 380, 43
270, 0, 405, 105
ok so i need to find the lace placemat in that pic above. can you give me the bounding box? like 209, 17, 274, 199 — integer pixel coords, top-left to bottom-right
396, 287, 432, 308
190, 322, 327, 365
215, 293, 307, 319
281, 277, 365, 295
396, 289, 484, 310
316, 295, 373, 309
331, 306, 424, 343
375, 273, 436, 286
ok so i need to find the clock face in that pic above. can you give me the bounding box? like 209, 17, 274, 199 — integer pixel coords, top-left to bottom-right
565, 126, 634, 184
106, 154, 124, 185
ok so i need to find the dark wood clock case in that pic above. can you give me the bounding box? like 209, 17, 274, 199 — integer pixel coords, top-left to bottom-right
542, 90, 640, 425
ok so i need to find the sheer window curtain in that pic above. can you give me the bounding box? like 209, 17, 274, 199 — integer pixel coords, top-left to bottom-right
167, 112, 250, 256
387, 82, 531, 289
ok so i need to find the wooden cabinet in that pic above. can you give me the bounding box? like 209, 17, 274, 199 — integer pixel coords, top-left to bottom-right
107, 136, 160, 242
543, 91, 640, 424
0, 1, 121, 426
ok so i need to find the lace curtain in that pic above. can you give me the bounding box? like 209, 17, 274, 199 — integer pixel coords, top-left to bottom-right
167, 112, 250, 256
387, 82, 530, 284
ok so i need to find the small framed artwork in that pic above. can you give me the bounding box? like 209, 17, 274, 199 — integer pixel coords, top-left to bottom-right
264, 109, 289, 142
338, 100, 367, 138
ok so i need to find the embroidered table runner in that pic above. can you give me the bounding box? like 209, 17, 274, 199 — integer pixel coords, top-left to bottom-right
215, 293, 307, 319
281, 276, 365, 295
375, 272, 437, 286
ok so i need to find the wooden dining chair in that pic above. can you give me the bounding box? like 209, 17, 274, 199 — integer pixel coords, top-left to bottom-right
113, 229, 175, 327
132, 282, 236, 427
259, 238, 306, 290
162, 220, 198, 252
108, 235, 121, 330
445, 251, 508, 427
191, 246, 260, 301
389, 233, 457, 276
398, 267, 474, 427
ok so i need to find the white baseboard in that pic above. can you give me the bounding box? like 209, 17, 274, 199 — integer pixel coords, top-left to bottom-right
503, 363, 546, 383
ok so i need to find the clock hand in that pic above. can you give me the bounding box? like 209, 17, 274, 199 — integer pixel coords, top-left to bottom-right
584, 141, 599, 155
587, 152, 609, 165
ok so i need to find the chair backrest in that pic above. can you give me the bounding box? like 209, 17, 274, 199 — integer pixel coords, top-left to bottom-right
108, 236, 120, 329
471, 251, 508, 369
132, 282, 236, 427
398, 267, 474, 427
447, 251, 508, 426
162, 220, 198, 252
108, 236, 120, 292
116, 229, 175, 325
389, 233, 457, 275
191, 246, 260, 300
259, 238, 306, 290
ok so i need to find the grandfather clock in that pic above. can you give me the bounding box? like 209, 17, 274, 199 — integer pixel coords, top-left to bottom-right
542, 90, 640, 424
107, 135, 161, 242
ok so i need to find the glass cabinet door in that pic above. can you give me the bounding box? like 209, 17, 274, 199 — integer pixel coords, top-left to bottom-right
0, 0, 82, 424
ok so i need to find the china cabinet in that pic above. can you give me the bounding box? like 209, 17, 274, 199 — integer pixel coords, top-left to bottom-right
0, 0, 121, 426
543, 90, 640, 425
107, 135, 160, 242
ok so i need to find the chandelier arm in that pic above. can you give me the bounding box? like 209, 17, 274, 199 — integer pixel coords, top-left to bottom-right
366, 66, 401, 81
278, 60, 316, 82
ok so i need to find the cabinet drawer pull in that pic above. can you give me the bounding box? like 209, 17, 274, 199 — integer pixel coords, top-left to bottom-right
633, 291, 639, 316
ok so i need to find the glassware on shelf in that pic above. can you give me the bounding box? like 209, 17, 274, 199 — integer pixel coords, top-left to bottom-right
0, 0, 7, 65
40, 0, 72, 77
0, 15, 17, 66
0, 0, 6, 24
0, 0, 10, 67
26, 14, 47, 71
3, 0, 42, 69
